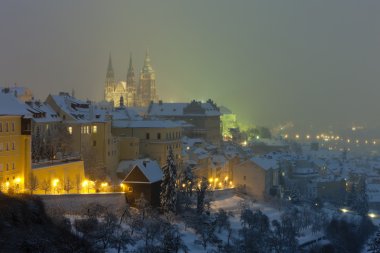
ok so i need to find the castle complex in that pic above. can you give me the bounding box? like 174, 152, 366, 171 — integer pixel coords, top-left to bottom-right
104, 51, 158, 108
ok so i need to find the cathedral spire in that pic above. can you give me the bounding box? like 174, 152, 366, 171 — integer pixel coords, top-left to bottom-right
144, 48, 150, 66
106, 53, 114, 80
142, 48, 153, 73
128, 52, 134, 73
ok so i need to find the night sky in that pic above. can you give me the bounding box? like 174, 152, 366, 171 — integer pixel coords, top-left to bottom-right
1, 0, 380, 129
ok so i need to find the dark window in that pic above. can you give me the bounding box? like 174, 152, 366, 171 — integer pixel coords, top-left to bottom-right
93, 140, 96, 147
157, 133, 161, 140
146, 133, 150, 140
243, 176, 246, 180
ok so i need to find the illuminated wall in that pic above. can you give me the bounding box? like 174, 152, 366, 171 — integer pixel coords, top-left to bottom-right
0, 115, 31, 193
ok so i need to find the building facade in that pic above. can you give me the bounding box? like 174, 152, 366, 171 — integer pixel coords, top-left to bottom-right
112, 120, 182, 167
148, 100, 222, 146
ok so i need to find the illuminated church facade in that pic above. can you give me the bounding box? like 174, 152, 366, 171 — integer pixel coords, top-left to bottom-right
104, 51, 158, 108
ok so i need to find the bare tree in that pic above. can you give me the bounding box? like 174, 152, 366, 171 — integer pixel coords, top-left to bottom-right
40, 179, 51, 194
75, 174, 82, 194
63, 177, 74, 194
26, 172, 39, 194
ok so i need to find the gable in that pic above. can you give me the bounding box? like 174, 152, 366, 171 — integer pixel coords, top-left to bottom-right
124, 167, 149, 183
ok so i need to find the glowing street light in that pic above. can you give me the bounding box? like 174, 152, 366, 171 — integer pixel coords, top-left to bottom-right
340, 208, 349, 213
52, 179, 59, 194
369, 213, 377, 218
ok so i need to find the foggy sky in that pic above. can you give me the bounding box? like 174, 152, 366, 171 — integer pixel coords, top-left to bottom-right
1, 0, 380, 129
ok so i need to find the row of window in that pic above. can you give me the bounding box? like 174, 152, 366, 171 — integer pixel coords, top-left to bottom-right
146, 131, 181, 140
0, 163, 15, 172
67, 125, 98, 135
166, 143, 181, 150
0, 142, 16, 152
0, 122, 15, 133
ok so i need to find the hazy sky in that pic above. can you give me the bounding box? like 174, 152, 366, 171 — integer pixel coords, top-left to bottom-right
0, 1, 380, 129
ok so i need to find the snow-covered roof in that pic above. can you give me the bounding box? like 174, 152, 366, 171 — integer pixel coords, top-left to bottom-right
219, 106, 233, 115
148, 101, 221, 117
123, 160, 163, 183
0, 92, 31, 117
48, 93, 109, 123
110, 108, 142, 121
250, 156, 279, 170
25, 101, 61, 123
112, 120, 182, 128
1, 86, 32, 98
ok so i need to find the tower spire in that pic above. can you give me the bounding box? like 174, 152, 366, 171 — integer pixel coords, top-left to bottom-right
142, 48, 153, 73
128, 52, 134, 73
106, 52, 114, 80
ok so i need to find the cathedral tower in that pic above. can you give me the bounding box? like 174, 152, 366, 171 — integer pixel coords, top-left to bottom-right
138, 49, 158, 107
104, 53, 115, 102
126, 53, 137, 107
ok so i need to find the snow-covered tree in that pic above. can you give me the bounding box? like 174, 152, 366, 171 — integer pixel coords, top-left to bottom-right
136, 193, 151, 220
271, 217, 298, 253
194, 214, 219, 250
368, 228, 380, 253
196, 177, 209, 214
179, 165, 195, 197
236, 208, 272, 252
354, 176, 369, 216
160, 148, 177, 214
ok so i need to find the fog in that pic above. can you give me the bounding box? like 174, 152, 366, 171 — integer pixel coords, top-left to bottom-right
0, 0, 379, 129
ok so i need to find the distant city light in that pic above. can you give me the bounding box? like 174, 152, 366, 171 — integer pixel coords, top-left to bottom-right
340, 208, 349, 213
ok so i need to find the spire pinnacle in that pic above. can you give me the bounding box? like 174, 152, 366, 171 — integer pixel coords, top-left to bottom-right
142, 48, 153, 73
128, 52, 134, 72
106, 52, 114, 79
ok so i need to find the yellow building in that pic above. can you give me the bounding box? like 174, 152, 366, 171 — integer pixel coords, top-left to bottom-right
112, 120, 182, 167
46, 93, 119, 180
31, 160, 87, 194
0, 93, 32, 193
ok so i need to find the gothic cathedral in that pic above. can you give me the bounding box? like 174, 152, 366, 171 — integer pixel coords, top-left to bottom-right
104, 50, 158, 107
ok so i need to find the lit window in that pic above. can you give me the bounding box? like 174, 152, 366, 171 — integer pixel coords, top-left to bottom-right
86, 126, 90, 134
93, 125, 97, 134
128, 187, 133, 192
67, 126, 73, 135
